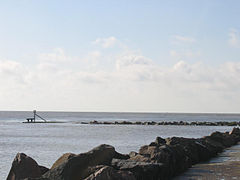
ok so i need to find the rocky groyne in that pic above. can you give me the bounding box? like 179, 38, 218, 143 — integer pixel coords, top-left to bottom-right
81, 120, 240, 126
7, 128, 240, 180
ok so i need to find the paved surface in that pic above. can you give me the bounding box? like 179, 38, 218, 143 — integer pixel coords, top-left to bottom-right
174, 144, 240, 180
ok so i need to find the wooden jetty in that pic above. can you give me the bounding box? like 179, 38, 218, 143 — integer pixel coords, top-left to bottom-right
25, 110, 47, 123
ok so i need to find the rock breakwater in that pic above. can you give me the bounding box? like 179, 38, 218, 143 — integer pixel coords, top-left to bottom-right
80, 120, 240, 126
7, 128, 240, 180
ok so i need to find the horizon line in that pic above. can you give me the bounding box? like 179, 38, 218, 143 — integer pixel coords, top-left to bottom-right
0, 110, 239, 115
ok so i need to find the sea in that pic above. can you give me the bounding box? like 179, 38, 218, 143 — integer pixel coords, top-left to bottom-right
1, 111, 240, 179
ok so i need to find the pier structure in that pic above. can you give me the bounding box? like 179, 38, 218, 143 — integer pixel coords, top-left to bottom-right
26, 110, 46, 123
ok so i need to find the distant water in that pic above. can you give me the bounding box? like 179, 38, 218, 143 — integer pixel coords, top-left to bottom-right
1, 111, 240, 122
1, 111, 240, 179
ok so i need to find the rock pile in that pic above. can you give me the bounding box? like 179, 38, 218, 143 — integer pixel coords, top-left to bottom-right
7, 128, 240, 180
83, 120, 240, 126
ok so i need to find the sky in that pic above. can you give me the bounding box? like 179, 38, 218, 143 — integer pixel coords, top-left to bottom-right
0, 0, 240, 112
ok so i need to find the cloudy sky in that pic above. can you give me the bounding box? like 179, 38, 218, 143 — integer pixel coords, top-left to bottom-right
0, 0, 240, 112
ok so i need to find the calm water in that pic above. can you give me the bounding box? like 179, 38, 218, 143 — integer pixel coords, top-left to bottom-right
1, 111, 240, 179
1, 111, 240, 122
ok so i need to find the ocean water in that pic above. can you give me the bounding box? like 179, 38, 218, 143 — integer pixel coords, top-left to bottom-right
1, 111, 240, 179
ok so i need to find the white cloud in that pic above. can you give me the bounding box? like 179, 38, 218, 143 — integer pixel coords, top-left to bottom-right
0, 44, 240, 112
170, 50, 200, 60
88, 51, 101, 59
93, 36, 117, 48
173, 61, 191, 73
228, 28, 240, 48
76, 71, 109, 84
38, 48, 74, 62
114, 54, 157, 82
0, 59, 26, 84
82, 51, 101, 66
172, 35, 196, 44
116, 54, 153, 70
36, 62, 58, 72
0, 60, 21, 74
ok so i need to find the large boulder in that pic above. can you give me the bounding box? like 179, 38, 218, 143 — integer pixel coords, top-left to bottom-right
51, 153, 76, 169
39, 166, 49, 175
230, 127, 240, 136
7, 153, 48, 180
229, 128, 240, 142
155, 137, 166, 145
208, 131, 236, 147
166, 137, 212, 163
84, 166, 136, 180
130, 154, 151, 162
138, 137, 219, 177
111, 159, 163, 180
200, 136, 224, 155
201, 131, 236, 154
139, 144, 188, 168
143, 144, 191, 177
42, 144, 116, 180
